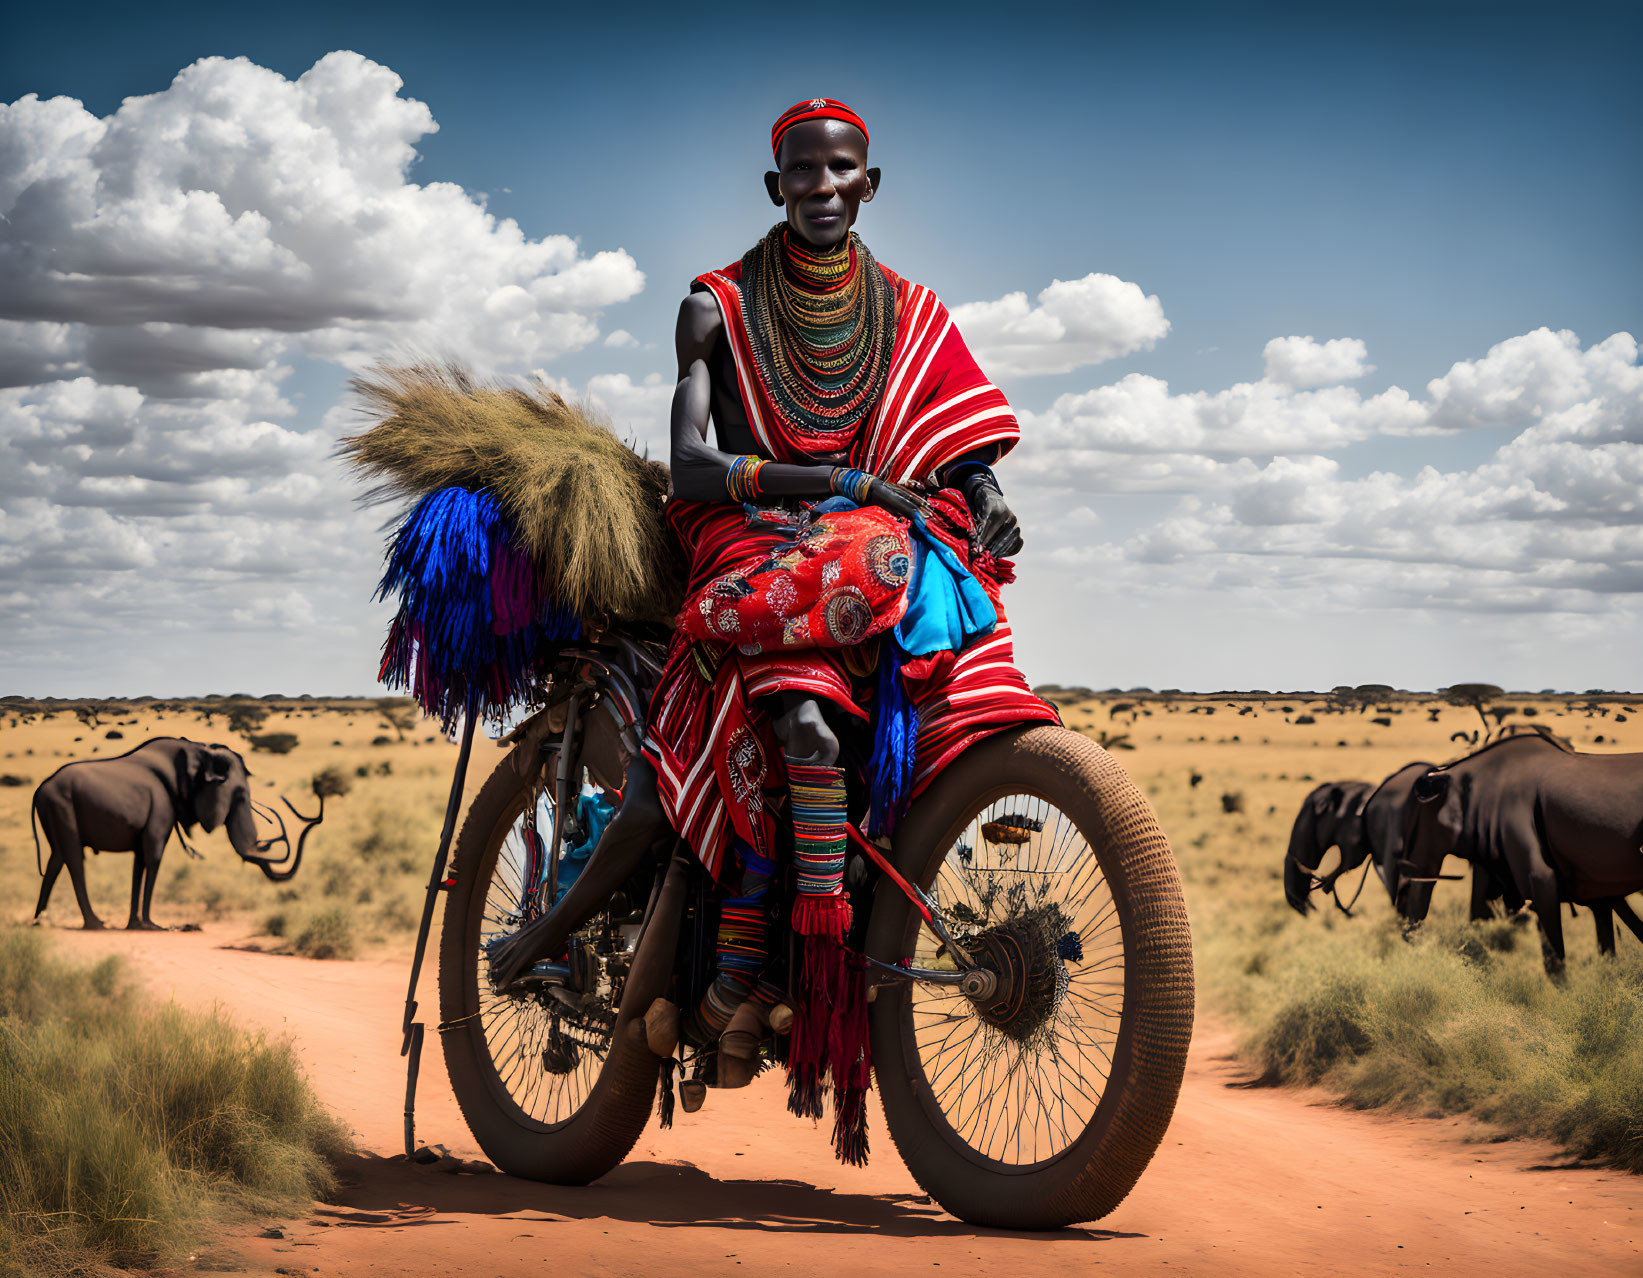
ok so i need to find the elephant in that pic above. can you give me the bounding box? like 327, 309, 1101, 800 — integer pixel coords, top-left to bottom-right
30, 737, 321, 930
1401, 734, 1643, 973
1283, 780, 1375, 913
1285, 764, 1439, 916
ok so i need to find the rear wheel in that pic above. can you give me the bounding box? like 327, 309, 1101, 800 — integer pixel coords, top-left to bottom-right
437, 742, 660, 1183
867, 726, 1194, 1228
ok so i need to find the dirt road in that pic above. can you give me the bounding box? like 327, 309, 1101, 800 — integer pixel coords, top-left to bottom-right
45, 923, 1640, 1277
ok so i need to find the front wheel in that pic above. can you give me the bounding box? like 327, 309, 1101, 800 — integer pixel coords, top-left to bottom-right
866, 726, 1194, 1228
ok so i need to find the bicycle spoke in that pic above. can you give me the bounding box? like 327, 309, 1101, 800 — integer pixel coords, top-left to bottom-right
469, 779, 628, 1128
907, 788, 1125, 1169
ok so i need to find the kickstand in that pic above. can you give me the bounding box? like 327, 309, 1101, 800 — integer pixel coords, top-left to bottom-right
400, 706, 478, 1159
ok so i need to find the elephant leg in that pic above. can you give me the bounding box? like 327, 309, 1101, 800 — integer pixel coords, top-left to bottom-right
68, 853, 104, 929
36, 807, 104, 929
1467, 868, 1494, 922
1614, 898, 1643, 944
1528, 872, 1565, 978
129, 835, 166, 930
34, 850, 65, 919
58, 833, 104, 929
1592, 902, 1616, 956
127, 854, 145, 928
140, 846, 165, 927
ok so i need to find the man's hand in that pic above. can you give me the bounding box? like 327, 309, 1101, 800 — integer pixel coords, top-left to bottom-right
960, 470, 1023, 558
864, 477, 929, 522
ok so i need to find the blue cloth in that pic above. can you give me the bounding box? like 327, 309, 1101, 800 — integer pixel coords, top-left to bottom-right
554, 788, 616, 903
895, 516, 997, 657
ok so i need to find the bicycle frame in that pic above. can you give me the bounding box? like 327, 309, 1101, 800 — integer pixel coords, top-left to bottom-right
399, 633, 980, 1156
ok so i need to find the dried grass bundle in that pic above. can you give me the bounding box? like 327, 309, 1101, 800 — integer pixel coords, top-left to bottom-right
341, 363, 681, 623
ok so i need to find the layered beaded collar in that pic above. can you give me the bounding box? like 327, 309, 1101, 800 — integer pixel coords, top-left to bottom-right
738, 223, 896, 437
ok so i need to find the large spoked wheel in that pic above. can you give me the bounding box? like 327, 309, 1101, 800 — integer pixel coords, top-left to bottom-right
867, 726, 1194, 1228
437, 741, 660, 1183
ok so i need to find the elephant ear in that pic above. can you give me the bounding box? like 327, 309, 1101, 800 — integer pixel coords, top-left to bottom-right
1414, 770, 1467, 842
1413, 772, 1449, 804
1310, 784, 1345, 818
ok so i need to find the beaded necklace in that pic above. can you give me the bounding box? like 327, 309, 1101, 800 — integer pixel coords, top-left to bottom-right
739, 223, 896, 436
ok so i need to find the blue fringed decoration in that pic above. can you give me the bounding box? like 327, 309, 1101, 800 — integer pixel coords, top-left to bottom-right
376, 486, 581, 729
867, 638, 920, 838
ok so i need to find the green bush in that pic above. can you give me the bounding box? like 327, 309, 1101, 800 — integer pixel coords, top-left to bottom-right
0, 930, 348, 1273
247, 732, 299, 755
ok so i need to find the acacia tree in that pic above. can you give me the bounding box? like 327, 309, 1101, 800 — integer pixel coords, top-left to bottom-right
1443, 683, 1505, 737
376, 697, 420, 741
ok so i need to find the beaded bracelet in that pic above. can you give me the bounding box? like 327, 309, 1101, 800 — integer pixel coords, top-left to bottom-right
726, 455, 767, 504
829, 466, 875, 505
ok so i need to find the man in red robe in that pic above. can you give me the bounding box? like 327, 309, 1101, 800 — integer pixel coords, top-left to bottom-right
646, 99, 1056, 1157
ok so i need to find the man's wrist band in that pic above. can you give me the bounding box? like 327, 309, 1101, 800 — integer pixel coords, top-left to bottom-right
829, 467, 875, 505
726, 455, 767, 504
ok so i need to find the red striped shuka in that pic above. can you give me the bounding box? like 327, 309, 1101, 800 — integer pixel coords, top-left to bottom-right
645, 256, 1058, 880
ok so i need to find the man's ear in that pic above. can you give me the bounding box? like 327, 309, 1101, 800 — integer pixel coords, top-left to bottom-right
765, 171, 783, 206
863, 167, 881, 200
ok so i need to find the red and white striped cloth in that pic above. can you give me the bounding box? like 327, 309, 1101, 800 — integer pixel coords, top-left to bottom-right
648, 260, 1056, 878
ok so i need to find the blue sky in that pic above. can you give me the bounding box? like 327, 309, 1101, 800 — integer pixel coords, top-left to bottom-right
1, 1, 1639, 693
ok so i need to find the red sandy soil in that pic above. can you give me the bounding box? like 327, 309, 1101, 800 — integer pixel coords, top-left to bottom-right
43, 922, 1641, 1277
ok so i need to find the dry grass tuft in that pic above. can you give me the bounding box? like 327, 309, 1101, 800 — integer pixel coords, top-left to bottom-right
342, 362, 681, 623
0, 930, 348, 1274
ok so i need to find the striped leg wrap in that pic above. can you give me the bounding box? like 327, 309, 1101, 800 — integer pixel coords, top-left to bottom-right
697, 848, 774, 1037
787, 760, 851, 939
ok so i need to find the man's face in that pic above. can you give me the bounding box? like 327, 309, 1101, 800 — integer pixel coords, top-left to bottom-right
768, 119, 875, 249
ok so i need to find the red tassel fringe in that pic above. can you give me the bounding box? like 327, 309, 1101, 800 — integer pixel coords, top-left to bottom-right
791, 893, 851, 941
786, 930, 872, 1164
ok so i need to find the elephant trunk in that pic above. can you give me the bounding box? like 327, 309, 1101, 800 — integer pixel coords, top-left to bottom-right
1284, 804, 1320, 914
240, 794, 324, 882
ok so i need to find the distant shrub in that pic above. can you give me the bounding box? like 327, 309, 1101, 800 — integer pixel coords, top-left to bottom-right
1294, 714, 1316, 725
293, 907, 356, 961
248, 732, 299, 754
1220, 791, 1245, 814
104, 729, 124, 739
1371, 717, 1392, 727
310, 766, 351, 799
371, 735, 394, 746
0, 774, 28, 787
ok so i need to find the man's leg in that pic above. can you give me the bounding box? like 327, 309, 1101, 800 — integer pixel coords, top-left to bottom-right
770, 692, 841, 764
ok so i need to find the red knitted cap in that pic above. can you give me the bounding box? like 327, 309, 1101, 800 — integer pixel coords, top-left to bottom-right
771, 98, 869, 159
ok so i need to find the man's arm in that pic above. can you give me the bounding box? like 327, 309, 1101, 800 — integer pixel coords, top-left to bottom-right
668, 295, 924, 519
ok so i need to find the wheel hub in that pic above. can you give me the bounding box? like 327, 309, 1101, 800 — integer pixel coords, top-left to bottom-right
962, 908, 1073, 1042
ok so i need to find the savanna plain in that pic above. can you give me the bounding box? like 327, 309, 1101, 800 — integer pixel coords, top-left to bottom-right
1, 690, 1639, 1276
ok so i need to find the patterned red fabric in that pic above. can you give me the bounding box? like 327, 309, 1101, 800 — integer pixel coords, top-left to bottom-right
676, 506, 913, 653
647, 258, 1057, 878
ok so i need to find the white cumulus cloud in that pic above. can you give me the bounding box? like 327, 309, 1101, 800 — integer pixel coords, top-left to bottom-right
1262, 335, 1373, 388
0, 52, 647, 693
950, 272, 1169, 378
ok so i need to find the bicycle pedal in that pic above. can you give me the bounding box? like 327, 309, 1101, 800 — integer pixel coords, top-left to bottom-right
679, 1079, 707, 1112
